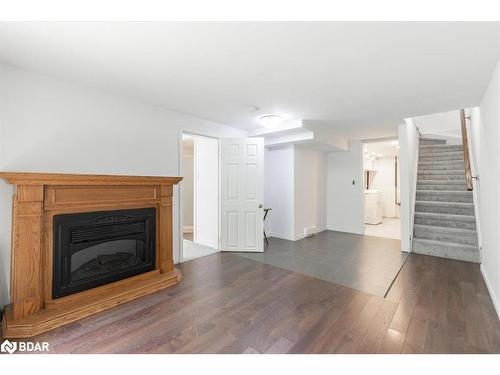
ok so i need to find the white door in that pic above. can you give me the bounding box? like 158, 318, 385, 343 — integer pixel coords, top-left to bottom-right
220, 138, 264, 252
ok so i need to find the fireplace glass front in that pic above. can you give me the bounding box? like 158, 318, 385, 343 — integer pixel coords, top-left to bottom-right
53, 208, 156, 299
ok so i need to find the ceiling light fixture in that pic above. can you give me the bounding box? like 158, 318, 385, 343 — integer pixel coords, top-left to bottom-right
258, 114, 285, 129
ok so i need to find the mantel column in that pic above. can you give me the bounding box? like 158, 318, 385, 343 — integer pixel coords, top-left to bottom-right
10, 184, 44, 320
159, 184, 174, 273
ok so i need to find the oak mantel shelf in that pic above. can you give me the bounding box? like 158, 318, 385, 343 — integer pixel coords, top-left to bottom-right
0, 172, 183, 186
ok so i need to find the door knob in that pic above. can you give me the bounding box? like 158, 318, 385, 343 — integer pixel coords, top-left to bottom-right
258, 204, 263, 208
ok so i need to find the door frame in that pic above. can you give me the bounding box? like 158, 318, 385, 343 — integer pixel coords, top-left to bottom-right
178, 131, 220, 262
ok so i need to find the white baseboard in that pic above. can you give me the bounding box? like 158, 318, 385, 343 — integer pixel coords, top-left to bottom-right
480, 264, 500, 320
316, 226, 327, 233
297, 226, 327, 240
267, 232, 296, 241
183, 226, 193, 234
268, 227, 327, 242
293, 233, 306, 241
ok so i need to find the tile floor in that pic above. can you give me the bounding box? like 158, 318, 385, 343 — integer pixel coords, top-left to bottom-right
235, 230, 407, 297
182, 239, 219, 261
364, 217, 401, 240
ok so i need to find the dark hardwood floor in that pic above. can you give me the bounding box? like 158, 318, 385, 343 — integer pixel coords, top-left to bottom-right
3, 252, 500, 353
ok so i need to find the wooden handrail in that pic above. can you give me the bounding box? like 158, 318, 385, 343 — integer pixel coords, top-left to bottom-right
460, 109, 473, 191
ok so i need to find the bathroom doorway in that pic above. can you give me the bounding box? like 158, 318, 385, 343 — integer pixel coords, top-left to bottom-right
363, 139, 401, 240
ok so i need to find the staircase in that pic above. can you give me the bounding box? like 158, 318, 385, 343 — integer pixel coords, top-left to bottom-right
412, 137, 479, 263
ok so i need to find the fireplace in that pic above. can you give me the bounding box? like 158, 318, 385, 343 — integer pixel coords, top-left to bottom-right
0, 172, 182, 338
52, 208, 156, 298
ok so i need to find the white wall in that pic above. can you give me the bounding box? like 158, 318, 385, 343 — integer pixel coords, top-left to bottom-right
413, 110, 462, 143
0, 65, 12, 309
263, 145, 328, 241
467, 44, 500, 318
0, 64, 246, 308
294, 147, 328, 238
466, 107, 483, 257
263, 146, 295, 240
468, 108, 481, 180
399, 119, 420, 252
326, 141, 364, 234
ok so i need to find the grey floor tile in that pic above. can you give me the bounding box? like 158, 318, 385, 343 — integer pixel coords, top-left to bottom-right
232, 230, 408, 297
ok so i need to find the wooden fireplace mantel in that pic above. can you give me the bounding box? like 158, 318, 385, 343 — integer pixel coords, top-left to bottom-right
0, 172, 183, 338
0, 172, 183, 186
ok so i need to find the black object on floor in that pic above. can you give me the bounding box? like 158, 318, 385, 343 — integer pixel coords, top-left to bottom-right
263, 208, 272, 246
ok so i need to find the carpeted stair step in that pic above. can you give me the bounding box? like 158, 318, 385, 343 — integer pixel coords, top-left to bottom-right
415, 201, 474, 215
414, 138, 479, 264
417, 180, 467, 191
413, 224, 478, 245
419, 138, 447, 145
419, 152, 465, 162
418, 170, 465, 181
416, 190, 473, 203
418, 160, 465, 171
414, 212, 476, 230
419, 149, 464, 158
412, 238, 479, 263
419, 144, 464, 154
419, 155, 465, 163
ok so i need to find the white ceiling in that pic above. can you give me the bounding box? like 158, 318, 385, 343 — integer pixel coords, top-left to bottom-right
0, 22, 498, 139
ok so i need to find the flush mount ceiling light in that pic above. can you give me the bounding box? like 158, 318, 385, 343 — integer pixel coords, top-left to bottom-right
258, 114, 285, 129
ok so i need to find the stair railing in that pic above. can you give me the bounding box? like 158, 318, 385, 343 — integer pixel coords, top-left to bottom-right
460, 109, 473, 191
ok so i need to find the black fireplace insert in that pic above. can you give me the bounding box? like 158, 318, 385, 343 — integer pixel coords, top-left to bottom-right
52, 207, 156, 299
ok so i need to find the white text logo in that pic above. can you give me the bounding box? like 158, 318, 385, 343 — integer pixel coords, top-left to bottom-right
1, 339, 49, 354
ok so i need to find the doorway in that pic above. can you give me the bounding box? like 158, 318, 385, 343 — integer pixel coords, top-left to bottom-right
363, 139, 401, 240
181, 133, 220, 261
